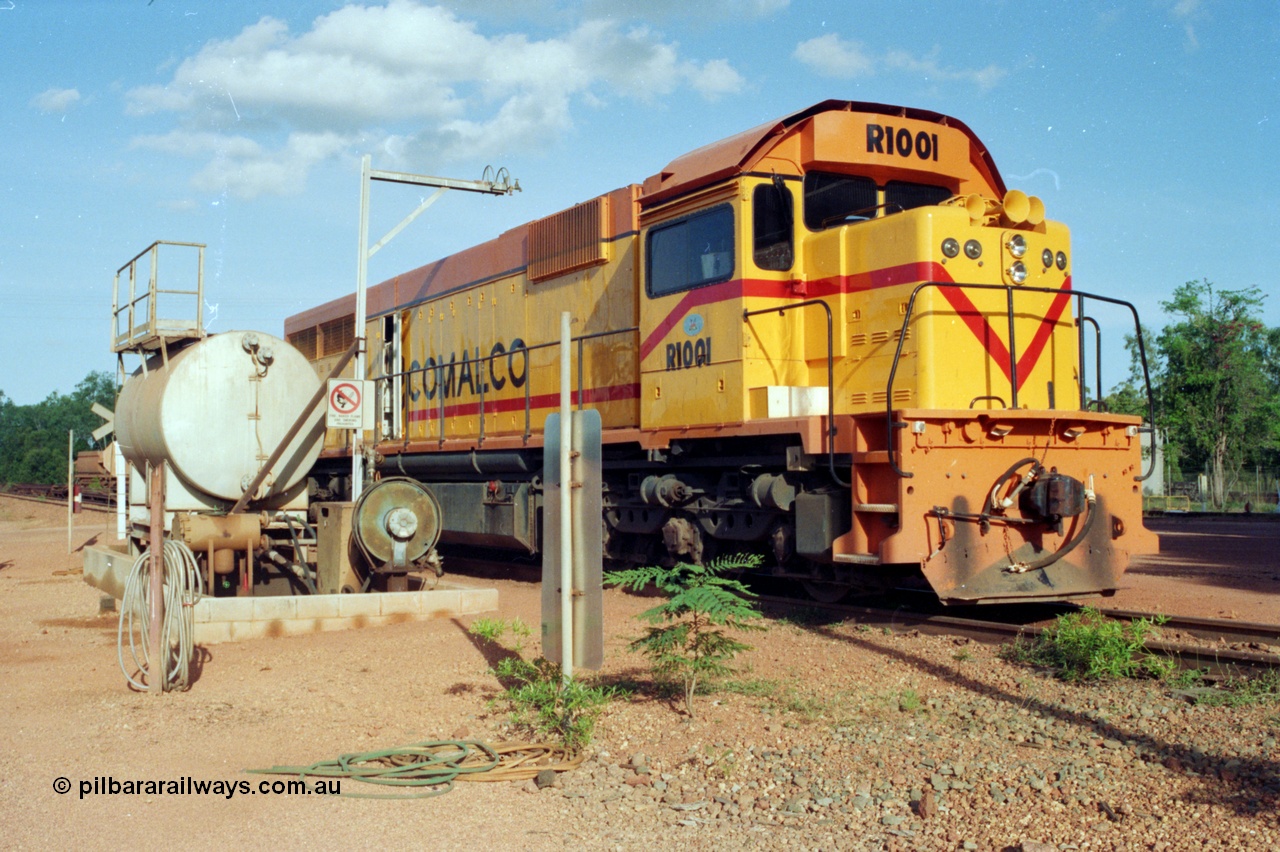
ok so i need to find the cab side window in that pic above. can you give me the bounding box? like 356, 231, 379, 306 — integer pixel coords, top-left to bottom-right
646, 205, 735, 297
753, 182, 794, 272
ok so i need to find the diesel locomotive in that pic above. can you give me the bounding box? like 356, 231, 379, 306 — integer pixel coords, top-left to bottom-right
286, 99, 1157, 604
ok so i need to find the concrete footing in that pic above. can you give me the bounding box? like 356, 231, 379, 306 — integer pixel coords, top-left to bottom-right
83, 542, 498, 645
191, 583, 498, 644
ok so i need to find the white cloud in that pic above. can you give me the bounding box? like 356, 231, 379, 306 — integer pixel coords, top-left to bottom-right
794, 34, 874, 79
132, 130, 350, 199
883, 48, 1006, 90
689, 59, 746, 100
1162, 0, 1202, 50
31, 87, 81, 113
794, 34, 1004, 91
586, 0, 789, 19
124, 0, 746, 199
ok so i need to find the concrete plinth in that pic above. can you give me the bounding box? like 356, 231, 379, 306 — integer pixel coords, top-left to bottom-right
83, 543, 497, 645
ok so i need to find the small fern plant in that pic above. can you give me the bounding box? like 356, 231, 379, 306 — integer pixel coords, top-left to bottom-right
605, 553, 765, 717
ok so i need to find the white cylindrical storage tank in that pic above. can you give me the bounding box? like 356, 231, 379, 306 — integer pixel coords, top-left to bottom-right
115, 331, 325, 506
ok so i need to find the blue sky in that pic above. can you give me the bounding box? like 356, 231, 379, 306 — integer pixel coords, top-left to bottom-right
2, 0, 1277, 410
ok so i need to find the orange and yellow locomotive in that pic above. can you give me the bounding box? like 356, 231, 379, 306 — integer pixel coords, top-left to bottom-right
286, 99, 1156, 604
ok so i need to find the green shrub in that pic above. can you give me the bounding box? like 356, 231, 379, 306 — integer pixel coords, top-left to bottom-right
468, 618, 618, 753
605, 553, 765, 717
1004, 608, 1172, 682
1181, 670, 1280, 708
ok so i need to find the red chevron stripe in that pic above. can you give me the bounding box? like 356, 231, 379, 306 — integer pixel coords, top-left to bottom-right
936, 277, 1073, 389
639, 262, 948, 361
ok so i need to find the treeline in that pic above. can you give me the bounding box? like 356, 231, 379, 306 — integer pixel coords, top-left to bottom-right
1110, 280, 1280, 508
0, 372, 116, 485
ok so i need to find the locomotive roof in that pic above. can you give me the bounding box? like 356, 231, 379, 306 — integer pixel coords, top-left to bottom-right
286, 100, 1007, 333
638, 99, 1006, 207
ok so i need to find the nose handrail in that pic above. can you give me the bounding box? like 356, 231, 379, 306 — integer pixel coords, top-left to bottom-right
884, 281, 1155, 481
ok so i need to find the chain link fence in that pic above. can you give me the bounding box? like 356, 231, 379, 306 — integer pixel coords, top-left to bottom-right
1145, 468, 1280, 513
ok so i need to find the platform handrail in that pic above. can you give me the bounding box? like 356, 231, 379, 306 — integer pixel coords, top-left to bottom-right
111, 240, 206, 353
885, 281, 1155, 481
372, 325, 639, 447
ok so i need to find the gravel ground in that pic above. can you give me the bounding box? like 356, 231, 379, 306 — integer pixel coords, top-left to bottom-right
2, 497, 1277, 850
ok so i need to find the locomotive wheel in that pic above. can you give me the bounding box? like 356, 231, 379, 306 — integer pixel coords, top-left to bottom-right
801, 580, 851, 604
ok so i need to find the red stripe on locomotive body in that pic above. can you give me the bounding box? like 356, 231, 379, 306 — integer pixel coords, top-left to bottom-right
405, 382, 641, 423
639, 260, 1072, 394
639, 280, 744, 360
935, 280, 1014, 376
1013, 281, 1074, 390
639, 261, 950, 361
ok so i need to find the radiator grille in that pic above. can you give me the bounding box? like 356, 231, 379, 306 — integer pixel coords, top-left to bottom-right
528, 197, 609, 282
320, 315, 354, 357
872, 389, 914, 404
288, 327, 317, 360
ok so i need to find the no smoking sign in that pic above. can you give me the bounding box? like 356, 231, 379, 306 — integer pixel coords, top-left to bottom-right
327, 379, 373, 429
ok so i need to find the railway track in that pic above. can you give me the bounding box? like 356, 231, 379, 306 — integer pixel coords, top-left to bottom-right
437, 549, 1280, 676
755, 592, 1280, 677
1, 483, 115, 509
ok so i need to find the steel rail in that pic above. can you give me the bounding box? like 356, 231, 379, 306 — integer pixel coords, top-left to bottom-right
1075, 605, 1280, 650
755, 594, 1280, 676
427, 553, 1280, 676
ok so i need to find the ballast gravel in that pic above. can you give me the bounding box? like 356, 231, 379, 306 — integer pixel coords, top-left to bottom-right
1, 498, 1277, 851
534, 629, 1278, 850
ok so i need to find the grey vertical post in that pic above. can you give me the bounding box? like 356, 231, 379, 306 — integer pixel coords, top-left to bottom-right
66, 430, 74, 554
352, 154, 371, 503
147, 462, 166, 694
559, 313, 573, 681
542, 408, 603, 673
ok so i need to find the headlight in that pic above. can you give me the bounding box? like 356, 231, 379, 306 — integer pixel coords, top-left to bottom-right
1006, 234, 1027, 258
1042, 248, 1054, 268
941, 238, 960, 258
963, 239, 982, 260
1008, 261, 1028, 284
1056, 251, 1067, 270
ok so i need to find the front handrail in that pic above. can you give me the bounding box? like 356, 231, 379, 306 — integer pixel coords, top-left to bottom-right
743, 300, 849, 488
1078, 314, 1103, 410
885, 281, 1155, 482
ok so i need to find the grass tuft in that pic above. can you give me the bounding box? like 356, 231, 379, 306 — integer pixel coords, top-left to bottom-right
1002, 607, 1173, 682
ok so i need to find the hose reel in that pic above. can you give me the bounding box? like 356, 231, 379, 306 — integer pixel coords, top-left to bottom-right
352, 477, 443, 575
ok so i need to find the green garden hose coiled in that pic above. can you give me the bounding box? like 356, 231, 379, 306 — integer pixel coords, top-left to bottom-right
248, 740, 583, 799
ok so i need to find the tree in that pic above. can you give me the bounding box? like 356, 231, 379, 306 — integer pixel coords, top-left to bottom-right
1137, 281, 1279, 508
0, 370, 117, 485
604, 554, 764, 718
